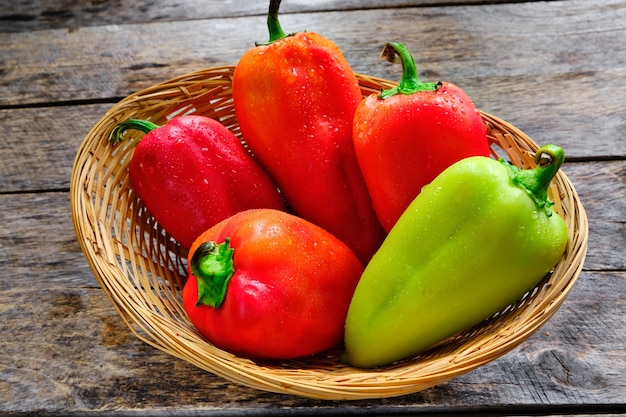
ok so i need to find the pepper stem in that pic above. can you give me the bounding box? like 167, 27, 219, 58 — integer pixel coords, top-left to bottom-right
501, 144, 565, 217
190, 239, 236, 309
256, 0, 288, 46
378, 42, 441, 99
108, 119, 160, 144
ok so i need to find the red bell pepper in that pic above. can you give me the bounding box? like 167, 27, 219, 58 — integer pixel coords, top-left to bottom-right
109, 115, 285, 249
353, 42, 490, 232
232, 0, 386, 264
183, 208, 363, 359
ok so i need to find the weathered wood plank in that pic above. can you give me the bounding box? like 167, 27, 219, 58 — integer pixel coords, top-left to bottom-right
0, 191, 96, 291
0, 0, 541, 33
1, 0, 624, 414
563, 161, 626, 271
0, 160, 623, 287
1, 0, 625, 107
0, 103, 623, 196
1, 2, 624, 164
0, 270, 623, 413
0, 104, 108, 193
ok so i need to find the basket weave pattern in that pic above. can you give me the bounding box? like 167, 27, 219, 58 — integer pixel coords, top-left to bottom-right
70, 66, 588, 400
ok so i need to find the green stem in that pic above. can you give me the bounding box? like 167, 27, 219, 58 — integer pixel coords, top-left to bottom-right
501, 144, 565, 217
108, 119, 160, 144
256, 0, 288, 46
190, 239, 236, 309
378, 42, 441, 99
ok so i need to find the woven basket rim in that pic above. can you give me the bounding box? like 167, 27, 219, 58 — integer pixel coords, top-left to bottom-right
70, 65, 588, 400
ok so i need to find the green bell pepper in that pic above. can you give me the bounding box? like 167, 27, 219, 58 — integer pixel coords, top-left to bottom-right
343, 144, 569, 368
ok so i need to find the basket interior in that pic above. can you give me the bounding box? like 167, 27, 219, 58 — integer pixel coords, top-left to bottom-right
70, 66, 588, 400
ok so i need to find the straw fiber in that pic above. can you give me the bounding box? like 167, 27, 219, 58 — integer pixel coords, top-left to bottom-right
70, 66, 588, 400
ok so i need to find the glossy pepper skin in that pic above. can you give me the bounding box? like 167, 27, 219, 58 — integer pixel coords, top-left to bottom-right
353, 42, 490, 232
182, 208, 363, 360
232, 0, 386, 265
109, 115, 285, 249
343, 145, 569, 368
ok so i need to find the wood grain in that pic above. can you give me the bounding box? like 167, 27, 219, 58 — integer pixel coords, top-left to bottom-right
0, 159, 622, 289
1, 2, 624, 163
0, 104, 108, 193
564, 161, 626, 271
0, 0, 537, 33
0, 0, 624, 414
0, 105, 623, 195
1, 1, 625, 107
0, 271, 623, 412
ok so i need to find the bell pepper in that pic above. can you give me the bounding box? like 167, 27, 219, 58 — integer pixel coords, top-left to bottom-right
343, 144, 569, 368
353, 42, 490, 232
109, 115, 285, 249
232, 0, 386, 265
182, 208, 363, 359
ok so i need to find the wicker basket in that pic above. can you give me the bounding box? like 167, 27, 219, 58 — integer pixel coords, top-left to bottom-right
70, 66, 588, 400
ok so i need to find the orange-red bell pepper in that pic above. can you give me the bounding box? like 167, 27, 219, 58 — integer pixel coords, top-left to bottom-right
183, 209, 363, 359
232, 0, 385, 264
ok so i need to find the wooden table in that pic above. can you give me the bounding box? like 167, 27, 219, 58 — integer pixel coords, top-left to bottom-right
1, 0, 624, 415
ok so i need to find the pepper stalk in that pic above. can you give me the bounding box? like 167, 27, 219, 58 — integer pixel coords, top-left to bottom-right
257, 0, 289, 46
108, 119, 160, 144
190, 238, 236, 308
500, 144, 565, 217
378, 42, 441, 99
